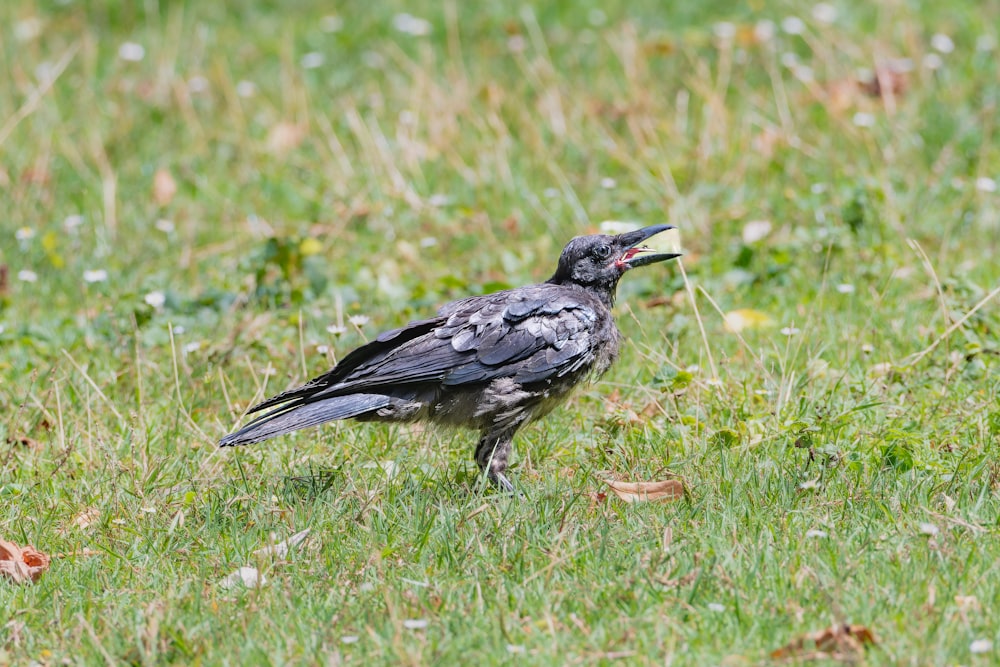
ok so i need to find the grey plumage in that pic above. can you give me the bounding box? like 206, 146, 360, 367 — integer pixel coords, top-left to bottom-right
220, 224, 680, 490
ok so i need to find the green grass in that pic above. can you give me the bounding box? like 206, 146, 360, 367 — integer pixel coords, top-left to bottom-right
2, 0, 999, 664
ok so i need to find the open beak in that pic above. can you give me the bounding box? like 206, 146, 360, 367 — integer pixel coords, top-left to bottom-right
616, 224, 682, 268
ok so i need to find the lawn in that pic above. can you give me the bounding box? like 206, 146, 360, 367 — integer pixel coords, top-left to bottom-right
1, 0, 998, 664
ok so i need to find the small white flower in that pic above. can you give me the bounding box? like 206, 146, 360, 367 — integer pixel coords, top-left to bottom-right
810, 182, 826, 194
970, 639, 993, 654
713, 22, 736, 40
588, 9, 607, 26
862, 343, 874, 354
781, 16, 806, 35
742, 220, 772, 244
428, 194, 450, 207
183, 341, 202, 354
64, 214, 85, 231
793, 65, 814, 81
144, 291, 166, 308
83, 269, 108, 283
393, 13, 431, 36
976, 35, 997, 52
852, 112, 876, 127
15, 227, 35, 241
140, 506, 156, 514
419, 237, 438, 248
321, 15, 344, 33
754, 20, 775, 42
187, 76, 209, 93
155, 218, 176, 233
780, 326, 801, 336
172, 325, 185, 335
118, 42, 145, 62
362, 51, 385, 69
236, 80, 256, 98
14, 17, 43, 42
348, 315, 370, 327
931, 33, 955, 54
836, 283, 855, 294
919, 522, 939, 536
600, 177, 617, 189
506, 644, 527, 654
806, 529, 828, 538
811, 3, 837, 24
35, 62, 55, 84
923, 53, 944, 70
707, 603, 726, 612
402, 619, 429, 629
975, 177, 997, 193
300, 52, 325, 69
341, 635, 359, 644
327, 324, 347, 335
316, 345, 329, 354
17, 270, 38, 283
890, 57, 915, 72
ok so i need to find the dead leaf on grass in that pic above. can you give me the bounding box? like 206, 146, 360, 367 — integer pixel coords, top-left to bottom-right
252, 528, 311, 560
604, 478, 685, 503
587, 491, 608, 509
152, 168, 177, 206
72, 507, 100, 531
771, 624, 877, 661
0, 538, 50, 584
267, 121, 306, 155
219, 566, 266, 590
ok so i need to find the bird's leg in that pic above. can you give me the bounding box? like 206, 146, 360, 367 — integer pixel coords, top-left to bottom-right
475, 428, 516, 492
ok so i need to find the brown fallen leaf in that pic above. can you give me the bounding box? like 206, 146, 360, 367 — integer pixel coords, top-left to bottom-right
252, 528, 310, 560
0, 538, 50, 584
587, 491, 609, 510
152, 168, 177, 206
604, 478, 685, 503
771, 624, 877, 661
267, 121, 306, 155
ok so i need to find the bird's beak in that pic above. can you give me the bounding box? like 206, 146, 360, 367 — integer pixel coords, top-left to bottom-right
616, 224, 682, 268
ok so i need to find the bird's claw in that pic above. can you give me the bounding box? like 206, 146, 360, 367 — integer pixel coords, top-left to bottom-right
492, 471, 516, 494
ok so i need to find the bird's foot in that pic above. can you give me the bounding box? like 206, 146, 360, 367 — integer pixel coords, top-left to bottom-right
490, 471, 516, 495
474, 470, 518, 496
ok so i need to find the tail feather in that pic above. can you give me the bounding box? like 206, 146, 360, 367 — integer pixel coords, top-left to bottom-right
219, 393, 390, 447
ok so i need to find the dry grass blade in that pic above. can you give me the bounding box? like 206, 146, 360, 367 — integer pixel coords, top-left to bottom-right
771, 624, 877, 661
0, 538, 51, 584
604, 478, 685, 503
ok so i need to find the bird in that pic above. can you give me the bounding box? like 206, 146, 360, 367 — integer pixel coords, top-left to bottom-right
220, 224, 681, 491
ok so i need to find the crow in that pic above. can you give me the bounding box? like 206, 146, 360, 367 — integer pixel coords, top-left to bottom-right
220, 225, 680, 490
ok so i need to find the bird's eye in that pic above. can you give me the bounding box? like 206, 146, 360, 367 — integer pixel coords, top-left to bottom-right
594, 244, 612, 260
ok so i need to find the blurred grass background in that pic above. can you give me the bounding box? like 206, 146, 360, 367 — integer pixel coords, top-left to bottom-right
1, 0, 998, 664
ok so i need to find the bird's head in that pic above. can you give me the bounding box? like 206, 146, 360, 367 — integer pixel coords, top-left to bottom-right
547, 224, 681, 300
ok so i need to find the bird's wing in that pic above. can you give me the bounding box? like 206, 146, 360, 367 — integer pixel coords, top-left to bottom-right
246, 287, 604, 415
329, 287, 604, 392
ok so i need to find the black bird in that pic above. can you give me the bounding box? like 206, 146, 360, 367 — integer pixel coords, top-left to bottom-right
220, 225, 680, 490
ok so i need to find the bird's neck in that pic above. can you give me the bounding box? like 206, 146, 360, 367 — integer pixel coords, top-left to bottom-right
545, 277, 618, 309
